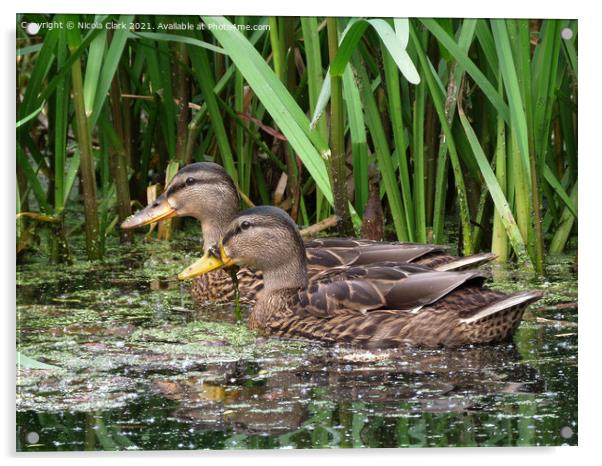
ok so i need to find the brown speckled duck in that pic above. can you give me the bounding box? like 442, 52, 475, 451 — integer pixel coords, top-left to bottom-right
178, 206, 543, 348
121, 162, 495, 305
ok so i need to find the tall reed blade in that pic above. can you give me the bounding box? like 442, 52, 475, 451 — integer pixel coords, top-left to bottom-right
66, 15, 101, 260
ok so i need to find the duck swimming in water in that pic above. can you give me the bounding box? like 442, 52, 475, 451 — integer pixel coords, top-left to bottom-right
178, 206, 542, 348
121, 162, 495, 305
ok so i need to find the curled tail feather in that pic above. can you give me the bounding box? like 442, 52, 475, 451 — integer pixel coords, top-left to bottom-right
435, 253, 497, 272
461, 290, 543, 325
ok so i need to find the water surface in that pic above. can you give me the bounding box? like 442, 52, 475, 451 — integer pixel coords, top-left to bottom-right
16, 235, 578, 450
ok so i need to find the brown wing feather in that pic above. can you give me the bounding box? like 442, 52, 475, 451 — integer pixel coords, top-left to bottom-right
297, 279, 390, 317
296, 268, 487, 319
382, 270, 487, 311
304, 238, 379, 248
305, 243, 449, 270
308, 262, 428, 285
348, 244, 448, 265
305, 248, 362, 269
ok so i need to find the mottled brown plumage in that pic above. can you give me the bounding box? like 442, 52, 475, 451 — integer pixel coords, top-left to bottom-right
121, 162, 495, 306
180, 206, 543, 348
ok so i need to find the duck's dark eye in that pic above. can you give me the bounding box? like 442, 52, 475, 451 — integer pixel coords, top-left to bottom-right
185, 177, 195, 186
240, 220, 251, 230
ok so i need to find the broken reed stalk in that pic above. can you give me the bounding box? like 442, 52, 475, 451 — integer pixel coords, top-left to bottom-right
326, 17, 353, 236
300, 215, 338, 237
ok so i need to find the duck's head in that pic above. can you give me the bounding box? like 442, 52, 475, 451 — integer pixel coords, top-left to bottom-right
121, 162, 240, 247
178, 206, 308, 291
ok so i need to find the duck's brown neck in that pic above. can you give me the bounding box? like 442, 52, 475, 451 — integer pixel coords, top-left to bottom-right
261, 260, 308, 295
199, 218, 228, 254
196, 204, 239, 254
256, 236, 308, 299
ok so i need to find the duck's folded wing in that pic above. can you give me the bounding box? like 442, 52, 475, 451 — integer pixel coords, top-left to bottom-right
308, 261, 432, 284
306, 243, 447, 270
382, 270, 487, 311
297, 279, 391, 317
296, 269, 487, 319
304, 237, 382, 248
305, 238, 450, 249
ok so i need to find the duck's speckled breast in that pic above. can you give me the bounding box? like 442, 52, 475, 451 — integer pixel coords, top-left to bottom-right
190, 267, 263, 304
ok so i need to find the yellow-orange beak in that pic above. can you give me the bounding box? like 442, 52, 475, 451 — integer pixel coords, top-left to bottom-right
177, 243, 235, 280
120, 196, 177, 229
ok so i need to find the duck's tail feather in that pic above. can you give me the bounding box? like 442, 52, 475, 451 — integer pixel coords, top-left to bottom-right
435, 253, 497, 272
460, 290, 543, 325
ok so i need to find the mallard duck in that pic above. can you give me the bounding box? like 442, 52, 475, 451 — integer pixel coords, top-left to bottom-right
121, 162, 494, 304
178, 206, 543, 348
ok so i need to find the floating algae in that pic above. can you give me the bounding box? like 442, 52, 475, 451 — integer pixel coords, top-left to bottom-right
17, 234, 578, 450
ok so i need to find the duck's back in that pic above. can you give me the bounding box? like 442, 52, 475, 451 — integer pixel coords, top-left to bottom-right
248, 268, 542, 348
190, 239, 495, 304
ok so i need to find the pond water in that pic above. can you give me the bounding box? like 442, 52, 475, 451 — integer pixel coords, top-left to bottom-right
16, 233, 578, 451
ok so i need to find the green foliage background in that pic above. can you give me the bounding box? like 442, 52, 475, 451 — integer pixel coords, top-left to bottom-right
16, 15, 578, 274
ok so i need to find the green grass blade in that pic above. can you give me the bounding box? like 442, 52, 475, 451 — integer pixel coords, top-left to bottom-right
301, 17, 328, 139
329, 19, 367, 76
354, 54, 407, 241
16, 43, 43, 56
18, 27, 59, 121
543, 165, 577, 218
83, 25, 107, 117
66, 15, 101, 259
474, 20, 499, 77
16, 102, 44, 128
421, 18, 510, 123
310, 73, 330, 129
331, 19, 419, 84
89, 15, 134, 128
508, 129, 530, 241
37, 23, 107, 108
491, 113, 508, 261
549, 181, 577, 255
54, 28, 69, 213
131, 31, 225, 54
459, 111, 531, 267
410, 24, 473, 254
342, 66, 369, 216
16, 144, 50, 212
383, 48, 414, 239
188, 44, 237, 182
63, 150, 81, 207
532, 20, 562, 161
490, 20, 531, 180
561, 21, 578, 80
412, 73, 426, 243
202, 16, 332, 203
368, 19, 419, 84
393, 18, 409, 49
430, 19, 477, 244
301, 17, 330, 220
315, 17, 420, 129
